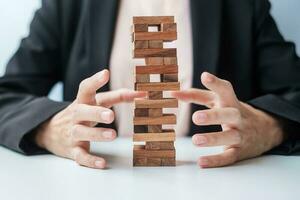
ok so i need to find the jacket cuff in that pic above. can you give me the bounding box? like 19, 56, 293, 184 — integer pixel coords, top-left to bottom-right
9, 97, 69, 155
248, 94, 300, 155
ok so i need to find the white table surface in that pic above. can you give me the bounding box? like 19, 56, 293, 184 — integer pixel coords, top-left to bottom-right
0, 137, 299, 200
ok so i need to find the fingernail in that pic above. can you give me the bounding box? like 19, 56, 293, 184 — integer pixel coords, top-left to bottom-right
95, 160, 104, 168
203, 72, 214, 83
194, 136, 207, 145
199, 158, 209, 166
103, 131, 114, 139
101, 111, 113, 122
196, 112, 207, 123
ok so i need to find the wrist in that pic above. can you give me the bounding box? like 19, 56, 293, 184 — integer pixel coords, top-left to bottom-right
34, 120, 50, 149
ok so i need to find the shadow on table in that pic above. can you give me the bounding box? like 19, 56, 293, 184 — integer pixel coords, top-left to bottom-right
93, 152, 198, 168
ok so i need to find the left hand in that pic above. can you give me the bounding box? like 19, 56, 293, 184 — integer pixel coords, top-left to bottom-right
171, 72, 285, 168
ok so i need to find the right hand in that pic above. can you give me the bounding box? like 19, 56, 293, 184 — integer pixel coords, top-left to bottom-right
35, 69, 146, 169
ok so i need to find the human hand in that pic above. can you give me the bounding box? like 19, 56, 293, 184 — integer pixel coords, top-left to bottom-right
35, 69, 146, 169
171, 72, 284, 168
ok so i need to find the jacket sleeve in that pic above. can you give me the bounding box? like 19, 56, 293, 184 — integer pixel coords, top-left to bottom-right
0, 0, 69, 155
248, 0, 300, 154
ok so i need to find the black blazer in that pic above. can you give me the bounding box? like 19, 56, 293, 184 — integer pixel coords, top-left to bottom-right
0, 0, 300, 155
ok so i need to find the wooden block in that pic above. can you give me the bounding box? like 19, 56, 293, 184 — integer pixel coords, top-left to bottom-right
145, 57, 164, 65
162, 23, 177, 32
134, 48, 177, 58
133, 145, 175, 158
133, 157, 147, 166
135, 98, 178, 108
161, 157, 176, 166
161, 73, 178, 82
136, 65, 178, 74
134, 125, 148, 133
148, 125, 162, 133
133, 32, 177, 41
136, 82, 180, 91
133, 131, 176, 142
133, 107, 149, 133
146, 141, 175, 150
133, 16, 174, 25
134, 41, 148, 49
148, 107, 163, 133
146, 158, 162, 166
133, 24, 148, 32
149, 40, 163, 48
134, 114, 176, 125
135, 74, 150, 83
149, 108, 162, 117
163, 57, 178, 65
134, 108, 149, 117
149, 91, 163, 99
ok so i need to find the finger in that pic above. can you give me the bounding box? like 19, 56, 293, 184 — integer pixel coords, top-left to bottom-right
170, 89, 216, 108
71, 125, 116, 142
77, 69, 110, 104
198, 148, 239, 168
200, 72, 238, 107
72, 104, 114, 124
192, 129, 241, 147
72, 147, 106, 169
192, 107, 241, 126
96, 89, 147, 108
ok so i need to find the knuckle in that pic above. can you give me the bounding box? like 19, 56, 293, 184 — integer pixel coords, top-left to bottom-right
224, 80, 233, 88
232, 129, 242, 144
231, 108, 242, 121
71, 124, 81, 138
71, 105, 81, 122
79, 79, 88, 91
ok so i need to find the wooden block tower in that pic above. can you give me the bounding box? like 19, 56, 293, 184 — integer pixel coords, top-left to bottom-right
132, 16, 180, 166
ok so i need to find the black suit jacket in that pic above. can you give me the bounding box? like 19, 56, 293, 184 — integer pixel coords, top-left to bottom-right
0, 0, 300, 155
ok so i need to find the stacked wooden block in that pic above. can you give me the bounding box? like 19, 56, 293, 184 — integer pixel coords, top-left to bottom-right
132, 16, 180, 166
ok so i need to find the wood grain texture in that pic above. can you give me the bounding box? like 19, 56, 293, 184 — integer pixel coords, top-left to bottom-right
162, 23, 177, 32
148, 91, 163, 99
148, 125, 162, 133
134, 48, 177, 58
135, 98, 178, 108
133, 145, 175, 158
161, 73, 178, 82
145, 57, 164, 65
134, 108, 149, 117
149, 108, 162, 117
133, 157, 147, 166
163, 57, 178, 65
136, 82, 180, 91
149, 40, 163, 48
136, 65, 178, 74
134, 40, 148, 49
133, 16, 174, 25
161, 157, 176, 166
135, 74, 150, 83
146, 141, 175, 150
133, 24, 148, 32
146, 158, 162, 166
133, 114, 176, 125
133, 131, 176, 142
134, 125, 148, 133
133, 32, 177, 41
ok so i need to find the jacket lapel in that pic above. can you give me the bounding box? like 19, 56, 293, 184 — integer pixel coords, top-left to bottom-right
88, 0, 119, 92
189, 0, 223, 136
190, 0, 222, 89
